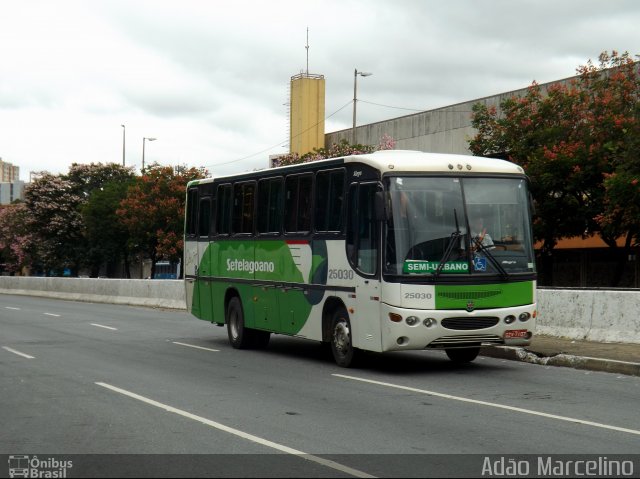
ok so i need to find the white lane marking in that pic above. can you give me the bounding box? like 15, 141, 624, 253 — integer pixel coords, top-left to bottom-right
95, 382, 374, 478
5, 307, 20, 310
2, 346, 35, 359
91, 323, 118, 331
172, 341, 219, 352
44, 313, 61, 317
333, 374, 640, 437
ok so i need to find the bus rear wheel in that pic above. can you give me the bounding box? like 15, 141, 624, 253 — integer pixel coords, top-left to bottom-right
445, 346, 480, 363
226, 296, 270, 349
330, 308, 358, 367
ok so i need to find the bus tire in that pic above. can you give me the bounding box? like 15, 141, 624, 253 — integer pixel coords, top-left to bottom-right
226, 296, 271, 350
330, 307, 358, 367
445, 346, 480, 363
226, 296, 251, 349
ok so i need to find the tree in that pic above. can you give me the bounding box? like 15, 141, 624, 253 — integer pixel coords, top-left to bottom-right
82, 179, 135, 277
117, 163, 205, 278
0, 203, 34, 274
470, 50, 639, 285
273, 135, 396, 167
65, 162, 136, 198
23, 174, 85, 276
67, 163, 136, 276
580, 52, 640, 285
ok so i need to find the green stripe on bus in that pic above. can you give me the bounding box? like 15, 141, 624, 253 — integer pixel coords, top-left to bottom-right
434, 281, 533, 309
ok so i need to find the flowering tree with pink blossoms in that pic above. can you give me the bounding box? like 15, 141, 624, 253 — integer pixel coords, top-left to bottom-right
0, 204, 33, 274
23, 173, 85, 275
273, 135, 396, 167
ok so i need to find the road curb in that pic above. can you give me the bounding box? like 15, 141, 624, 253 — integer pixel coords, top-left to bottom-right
480, 346, 640, 377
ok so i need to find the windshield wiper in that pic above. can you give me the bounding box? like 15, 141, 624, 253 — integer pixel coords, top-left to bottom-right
471, 236, 510, 279
432, 209, 462, 279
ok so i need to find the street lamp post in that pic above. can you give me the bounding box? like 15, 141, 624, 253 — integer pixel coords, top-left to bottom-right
121, 124, 126, 166
352, 68, 372, 144
142, 137, 156, 172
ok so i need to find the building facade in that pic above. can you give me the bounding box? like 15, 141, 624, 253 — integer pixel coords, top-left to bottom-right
0, 181, 25, 205
0, 159, 24, 205
325, 78, 570, 154
0, 158, 20, 182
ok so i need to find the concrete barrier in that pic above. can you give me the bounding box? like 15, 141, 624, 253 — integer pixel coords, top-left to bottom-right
0, 277, 185, 310
0, 277, 638, 344
537, 288, 640, 344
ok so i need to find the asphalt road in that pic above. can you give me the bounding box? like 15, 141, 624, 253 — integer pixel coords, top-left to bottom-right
1, 295, 639, 477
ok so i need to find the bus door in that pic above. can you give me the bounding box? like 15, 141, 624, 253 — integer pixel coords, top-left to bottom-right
197, 195, 214, 321
253, 178, 283, 333
184, 187, 199, 315
347, 182, 382, 351
277, 173, 313, 335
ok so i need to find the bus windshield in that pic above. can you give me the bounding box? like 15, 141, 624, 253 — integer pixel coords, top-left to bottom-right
384, 176, 535, 277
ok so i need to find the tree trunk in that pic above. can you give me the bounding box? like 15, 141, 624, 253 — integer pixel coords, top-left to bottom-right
123, 252, 131, 279
611, 232, 634, 287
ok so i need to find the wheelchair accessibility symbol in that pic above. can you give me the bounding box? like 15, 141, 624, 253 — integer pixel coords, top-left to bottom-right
473, 256, 487, 272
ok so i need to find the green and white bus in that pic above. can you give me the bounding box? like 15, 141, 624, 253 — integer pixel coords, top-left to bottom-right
184, 150, 537, 367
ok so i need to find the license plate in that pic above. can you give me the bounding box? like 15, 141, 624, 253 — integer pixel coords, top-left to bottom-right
504, 329, 528, 339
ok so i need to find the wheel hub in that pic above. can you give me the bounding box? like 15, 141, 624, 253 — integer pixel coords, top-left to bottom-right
333, 322, 350, 353
230, 312, 239, 339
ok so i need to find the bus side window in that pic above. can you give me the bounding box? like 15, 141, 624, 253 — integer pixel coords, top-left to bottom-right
232, 182, 256, 235
284, 176, 296, 232
315, 169, 345, 233
298, 175, 312, 232
347, 183, 379, 276
216, 184, 232, 235
186, 188, 198, 237
284, 173, 312, 234
209, 196, 216, 237
198, 197, 211, 238
258, 177, 283, 234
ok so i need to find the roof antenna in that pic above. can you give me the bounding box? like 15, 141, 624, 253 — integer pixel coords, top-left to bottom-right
305, 27, 309, 75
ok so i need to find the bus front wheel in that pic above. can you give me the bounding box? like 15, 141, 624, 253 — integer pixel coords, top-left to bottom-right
330, 308, 358, 367
445, 346, 480, 363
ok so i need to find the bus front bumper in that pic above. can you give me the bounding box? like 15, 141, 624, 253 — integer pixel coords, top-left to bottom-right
380, 303, 537, 352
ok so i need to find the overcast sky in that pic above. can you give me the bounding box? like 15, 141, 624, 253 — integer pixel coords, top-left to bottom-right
1, 0, 639, 181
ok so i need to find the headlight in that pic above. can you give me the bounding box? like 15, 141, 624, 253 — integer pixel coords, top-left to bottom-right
423, 318, 437, 328
406, 316, 419, 326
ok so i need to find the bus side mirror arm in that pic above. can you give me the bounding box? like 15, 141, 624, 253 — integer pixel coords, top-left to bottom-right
374, 190, 386, 222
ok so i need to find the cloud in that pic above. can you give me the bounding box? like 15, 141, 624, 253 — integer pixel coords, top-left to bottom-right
0, 0, 639, 180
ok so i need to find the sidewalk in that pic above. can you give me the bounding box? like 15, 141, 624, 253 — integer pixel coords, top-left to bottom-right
480, 335, 640, 377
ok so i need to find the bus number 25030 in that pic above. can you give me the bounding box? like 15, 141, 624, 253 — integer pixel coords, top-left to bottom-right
404, 292, 433, 300
328, 269, 355, 280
